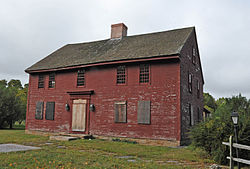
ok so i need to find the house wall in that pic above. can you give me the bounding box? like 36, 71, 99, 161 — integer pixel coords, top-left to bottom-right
26, 59, 182, 143
179, 30, 204, 145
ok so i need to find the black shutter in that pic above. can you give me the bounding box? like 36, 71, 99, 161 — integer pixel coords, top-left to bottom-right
137, 101, 151, 124
35, 101, 44, 120
45, 102, 55, 120
114, 102, 127, 123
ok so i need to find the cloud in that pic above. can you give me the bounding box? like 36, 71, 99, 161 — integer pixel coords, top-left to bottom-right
0, 0, 250, 98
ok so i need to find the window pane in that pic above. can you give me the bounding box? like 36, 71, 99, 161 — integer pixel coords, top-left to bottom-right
139, 64, 150, 83
49, 73, 55, 88
38, 75, 44, 88
77, 69, 85, 86
117, 66, 126, 84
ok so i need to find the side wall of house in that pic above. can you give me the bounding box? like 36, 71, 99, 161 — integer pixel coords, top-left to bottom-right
26, 59, 181, 142
179, 30, 204, 145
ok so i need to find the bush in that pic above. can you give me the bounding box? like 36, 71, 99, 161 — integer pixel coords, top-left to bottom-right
190, 94, 250, 165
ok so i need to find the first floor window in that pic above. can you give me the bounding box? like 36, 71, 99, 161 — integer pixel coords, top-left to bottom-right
137, 100, 151, 124
139, 64, 150, 83
77, 69, 85, 86
35, 101, 44, 120
197, 107, 200, 122
45, 102, 55, 120
189, 103, 194, 126
48, 73, 55, 88
114, 101, 127, 123
38, 75, 44, 88
117, 65, 126, 84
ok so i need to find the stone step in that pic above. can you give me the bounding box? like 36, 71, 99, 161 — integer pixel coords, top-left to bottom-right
49, 136, 80, 141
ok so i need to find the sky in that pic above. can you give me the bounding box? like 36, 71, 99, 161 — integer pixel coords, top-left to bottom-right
0, 0, 250, 99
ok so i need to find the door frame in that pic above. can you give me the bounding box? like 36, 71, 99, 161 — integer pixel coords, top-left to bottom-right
67, 90, 94, 134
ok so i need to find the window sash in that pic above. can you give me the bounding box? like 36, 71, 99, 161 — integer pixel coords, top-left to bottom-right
38, 75, 44, 88
117, 66, 126, 84
77, 69, 85, 86
48, 73, 55, 88
139, 64, 150, 83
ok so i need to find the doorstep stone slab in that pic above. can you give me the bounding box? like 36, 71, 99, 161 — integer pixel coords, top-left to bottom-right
0, 144, 41, 153
49, 136, 80, 141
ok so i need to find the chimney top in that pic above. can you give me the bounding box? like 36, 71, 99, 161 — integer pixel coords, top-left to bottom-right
111, 23, 128, 39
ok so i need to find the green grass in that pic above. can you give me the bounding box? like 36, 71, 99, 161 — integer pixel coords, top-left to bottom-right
0, 129, 214, 169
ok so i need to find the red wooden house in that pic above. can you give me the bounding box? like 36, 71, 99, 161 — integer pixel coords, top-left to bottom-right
25, 23, 204, 146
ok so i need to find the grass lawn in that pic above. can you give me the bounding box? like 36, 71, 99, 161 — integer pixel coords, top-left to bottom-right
0, 128, 214, 169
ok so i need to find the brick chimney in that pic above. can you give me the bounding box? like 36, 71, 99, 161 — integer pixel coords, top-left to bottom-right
111, 23, 128, 39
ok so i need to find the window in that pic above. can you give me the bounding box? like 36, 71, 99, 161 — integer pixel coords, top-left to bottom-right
197, 107, 200, 122
38, 75, 44, 88
137, 100, 151, 124
197, 80, 200, 98
45, 102, 55, 120
189, 103, 194, 126
114, 102, 127, 123
35, 101, 44, 120
192, 47, 196, 64
48, 73, 55, 88
77, 69, 85, 86
139, 64, 150, 83
116, 65, 126, 84
188, 73, 193, 93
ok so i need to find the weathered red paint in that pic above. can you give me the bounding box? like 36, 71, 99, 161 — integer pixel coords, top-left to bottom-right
25, 31, 203, 145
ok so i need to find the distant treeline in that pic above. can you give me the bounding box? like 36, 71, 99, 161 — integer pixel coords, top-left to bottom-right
0, 79, 28, 128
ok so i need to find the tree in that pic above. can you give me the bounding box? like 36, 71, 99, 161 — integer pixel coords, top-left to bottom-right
0, 79, 28, 128
203, 92, 217, 113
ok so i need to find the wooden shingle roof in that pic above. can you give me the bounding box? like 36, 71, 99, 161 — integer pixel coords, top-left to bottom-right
25, 27, 194, 73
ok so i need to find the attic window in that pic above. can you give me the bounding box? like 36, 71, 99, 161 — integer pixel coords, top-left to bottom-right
192, 47, 196, 64
117, 65, 126, 84
188, 73, 193, 93
38, 75, 44, 88
139, 64, 150, 83
48, 73, 55, 88
77, 69, 85, 86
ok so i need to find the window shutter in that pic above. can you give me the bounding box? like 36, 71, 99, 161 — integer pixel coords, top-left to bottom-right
35, 101, 44, 120
114, 102, 127, 123
45, 102, 55, 120
137, 101, 151, 124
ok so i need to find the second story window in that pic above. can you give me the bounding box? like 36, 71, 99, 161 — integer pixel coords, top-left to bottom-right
197, 80, 200, 98
117, 65, 126, 84
139, 64, 150, 83
77, 69, 85, 86
48, 73, 55, 88
188, 73, 193, 93
38, 75, 44, 88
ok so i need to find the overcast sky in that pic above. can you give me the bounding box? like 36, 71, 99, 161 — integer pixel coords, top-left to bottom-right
1, 0, 250, 99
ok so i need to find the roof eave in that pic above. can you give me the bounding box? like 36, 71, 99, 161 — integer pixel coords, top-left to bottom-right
25, 54, 180, 74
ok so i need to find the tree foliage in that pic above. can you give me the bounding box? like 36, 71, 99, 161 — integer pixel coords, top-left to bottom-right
0, 79, 28, 128
190, 93, 250, 164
